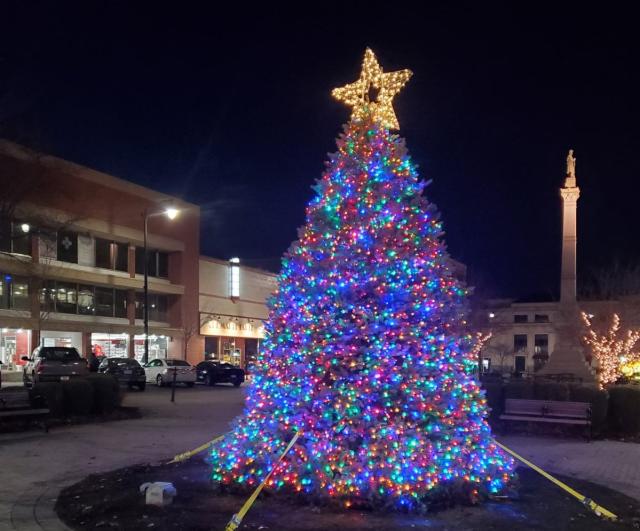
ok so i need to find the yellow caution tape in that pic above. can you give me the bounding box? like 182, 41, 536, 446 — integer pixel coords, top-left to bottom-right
167, 435, 224, 464
225, 431, 301, 531
493, 439, 617, 520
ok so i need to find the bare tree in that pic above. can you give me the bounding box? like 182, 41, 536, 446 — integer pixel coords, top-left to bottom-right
482, 342, 513, 373
580, 260, 640, 300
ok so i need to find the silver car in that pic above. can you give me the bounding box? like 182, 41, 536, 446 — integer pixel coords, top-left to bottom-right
22, 346, 89, 386
144, 358, 196, 387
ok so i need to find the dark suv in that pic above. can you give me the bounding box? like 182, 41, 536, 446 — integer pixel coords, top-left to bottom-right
196, 360, 245, 387
22, 347, 89, 386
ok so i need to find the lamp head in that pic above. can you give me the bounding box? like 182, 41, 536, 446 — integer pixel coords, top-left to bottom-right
165, 207, 179, 220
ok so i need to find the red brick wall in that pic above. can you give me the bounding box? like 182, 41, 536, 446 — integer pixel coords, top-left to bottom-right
0, 147, 201, 360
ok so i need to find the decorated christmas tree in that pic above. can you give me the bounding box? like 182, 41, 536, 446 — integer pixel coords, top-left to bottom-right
211, 49, 514, 511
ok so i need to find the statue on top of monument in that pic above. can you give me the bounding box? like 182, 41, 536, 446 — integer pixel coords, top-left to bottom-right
566, 149, 576, 180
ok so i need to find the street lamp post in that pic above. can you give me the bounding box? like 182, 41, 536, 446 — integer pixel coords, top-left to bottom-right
142, 206, 178, 365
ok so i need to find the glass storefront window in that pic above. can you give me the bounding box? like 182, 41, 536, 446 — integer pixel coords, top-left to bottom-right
0, 328, 31, 371
40, 331, 82, 351
134, 334, 169, 362
91, 333, 129, 358
221, 339, 242, 366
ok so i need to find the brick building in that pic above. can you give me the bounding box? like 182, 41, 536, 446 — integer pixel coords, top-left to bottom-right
0, 140, 202, 375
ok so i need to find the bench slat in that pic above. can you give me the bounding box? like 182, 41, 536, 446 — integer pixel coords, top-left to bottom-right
499, 415, 589, 425
0, 408, 49, 417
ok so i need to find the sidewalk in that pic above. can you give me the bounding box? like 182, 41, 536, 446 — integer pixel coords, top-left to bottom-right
2, 390, 637, 530
0, 385, 245, 530
500, 435, 640, 501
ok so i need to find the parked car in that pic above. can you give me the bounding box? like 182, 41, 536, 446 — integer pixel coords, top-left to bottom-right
143, 358, 196, 387
196, 360, 245, 387
22, 346, 89, 387
98, 357, 146, 391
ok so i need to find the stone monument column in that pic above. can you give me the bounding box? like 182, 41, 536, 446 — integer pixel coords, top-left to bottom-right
539, 150, 595, 382
560, 149, 579, 304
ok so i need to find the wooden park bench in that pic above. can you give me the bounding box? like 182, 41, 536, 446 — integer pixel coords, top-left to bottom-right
499, 398, 591, 439
0, 389, 50, 432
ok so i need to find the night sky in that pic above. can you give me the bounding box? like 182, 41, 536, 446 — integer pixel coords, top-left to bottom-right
1, 3, 639, 299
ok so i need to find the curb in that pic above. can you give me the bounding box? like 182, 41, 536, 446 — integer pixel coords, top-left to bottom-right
9, 484, 71, 531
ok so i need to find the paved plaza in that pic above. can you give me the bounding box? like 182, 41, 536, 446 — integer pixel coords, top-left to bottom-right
0, 386, 638, 530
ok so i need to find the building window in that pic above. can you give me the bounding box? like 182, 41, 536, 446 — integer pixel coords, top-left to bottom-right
515, 355, 526, 373
135, 248, 169, 278
114, 289, 128, 318
94, 287, 114, 317
134, 292, 168, 322
114, 243, 128, 272
229, 257, 240, 298
146, 251, 158, 277
534, 334, 549, 355
95, 238, 111, 269
514, 334, 527, 352
56, 282, 78, 313
0, 221, 31, 256
0, 275, 5, 309
514, 314, 528, 323
96, 239, 129, 272
158, 252, 169, 278
57, 231, 78, 263
38, 281, 130, 319
78, 285, 95, 315
11, 222, 31, 255
40, 280, 56, 313
534, 314, 550, 323
0, 274, 30, 310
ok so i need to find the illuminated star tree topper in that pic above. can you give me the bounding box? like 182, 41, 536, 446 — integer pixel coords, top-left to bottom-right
332, 48, 413, 130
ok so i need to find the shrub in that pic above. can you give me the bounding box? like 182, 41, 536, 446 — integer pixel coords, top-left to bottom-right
481, 381, 504, 419
569, 385, 608, 434
62, 379, 94, 416
86, 374, 121, 415
608, 385, 640, 435
30, 382, 64, 418
534, 381, 570, 401
504, 381, 534, 400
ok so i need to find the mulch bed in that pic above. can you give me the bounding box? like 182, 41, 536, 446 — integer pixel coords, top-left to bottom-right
56, 458, 640, 530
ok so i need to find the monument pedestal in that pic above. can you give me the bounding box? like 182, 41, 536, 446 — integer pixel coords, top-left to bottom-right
537, 304, 595, 383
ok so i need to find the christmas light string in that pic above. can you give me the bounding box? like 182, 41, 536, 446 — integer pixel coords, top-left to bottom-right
582, 312, 640, 388
211, 50, 514, 511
